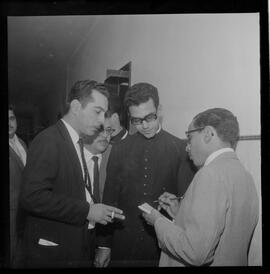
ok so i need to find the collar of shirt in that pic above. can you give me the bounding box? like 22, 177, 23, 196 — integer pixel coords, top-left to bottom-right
156, 124, 162, 134
61, 119, 95, 229
61, 118, 80, 146
122, 130, 128, 140
204, 147, 234, 166
9, 134, 17, 146
84, 150, 102, 165
110, 128, 128, 143
61, 119, 86, 178
9, 134, 27, 165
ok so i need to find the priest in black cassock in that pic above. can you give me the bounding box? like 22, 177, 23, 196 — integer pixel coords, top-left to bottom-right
95, 82, 195, 267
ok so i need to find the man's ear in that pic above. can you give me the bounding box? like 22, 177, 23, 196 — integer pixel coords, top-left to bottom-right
157, 104, 162, 116
112, 112, 119, 122
70, 99, 82, 115
203, 126, 215, 144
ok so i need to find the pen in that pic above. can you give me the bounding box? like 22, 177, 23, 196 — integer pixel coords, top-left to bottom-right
153, 196, 184, 203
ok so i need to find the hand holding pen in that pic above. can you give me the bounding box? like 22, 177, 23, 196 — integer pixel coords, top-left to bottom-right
153, 195, 183, 204
154, 192, 183, 218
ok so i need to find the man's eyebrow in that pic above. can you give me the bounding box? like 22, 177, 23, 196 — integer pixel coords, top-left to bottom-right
94, 106, 106, 112
131, 112, 155, 119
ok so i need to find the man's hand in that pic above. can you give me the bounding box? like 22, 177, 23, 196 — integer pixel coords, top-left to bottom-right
142, 208, 163, 226
157, 192, 180, 219
94, 248, 111, 267
87, 203, 125, 225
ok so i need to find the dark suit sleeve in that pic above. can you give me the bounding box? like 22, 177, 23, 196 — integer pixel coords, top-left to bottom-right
176, 140, 197, 197
20, 132, 89, 226
96, 143, 123, 247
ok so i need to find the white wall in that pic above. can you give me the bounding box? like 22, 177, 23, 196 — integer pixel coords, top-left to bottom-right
67, 13, 261, 265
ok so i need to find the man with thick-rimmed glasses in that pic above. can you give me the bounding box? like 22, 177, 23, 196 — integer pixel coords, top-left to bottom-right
95, 82, 195, 267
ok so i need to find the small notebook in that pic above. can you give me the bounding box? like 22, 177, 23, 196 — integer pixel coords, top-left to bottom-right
138, 202, 174, 223
138, 202, 154, 214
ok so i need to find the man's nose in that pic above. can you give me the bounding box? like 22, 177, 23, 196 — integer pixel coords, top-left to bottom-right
98, 112, 105, 124
141, 120, 148, 128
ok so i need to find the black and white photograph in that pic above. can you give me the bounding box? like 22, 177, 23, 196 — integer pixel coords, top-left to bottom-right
1, 0, 269, 269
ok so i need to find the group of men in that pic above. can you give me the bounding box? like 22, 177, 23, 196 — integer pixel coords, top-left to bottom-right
9, 79, 259, 268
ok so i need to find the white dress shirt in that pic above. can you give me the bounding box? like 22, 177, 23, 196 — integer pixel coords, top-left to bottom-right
204, 147, 234, 166
61, 119, 95, 229
84, 149, 102, 193
9, 134, 27, 166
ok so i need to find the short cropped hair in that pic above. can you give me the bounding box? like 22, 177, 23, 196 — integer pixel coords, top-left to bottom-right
9, 104, 16, 115
193, 108, 239, 148
124, 82, 159, 109
64, 80, 109, 114
105, 94, 124, 125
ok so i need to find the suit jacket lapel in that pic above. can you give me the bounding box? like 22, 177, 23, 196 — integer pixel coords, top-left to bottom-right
9, 146, 24, 170
55, 120, 84, 185
18, 137, 27, 153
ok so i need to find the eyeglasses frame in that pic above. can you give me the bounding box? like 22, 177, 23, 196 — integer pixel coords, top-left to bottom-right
129, 112, 158, 126
185, 127, 205, 144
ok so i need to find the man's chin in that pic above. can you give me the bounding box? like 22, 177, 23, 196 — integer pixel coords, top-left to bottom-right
9, 131, 15, 137
142, 132, 155, 139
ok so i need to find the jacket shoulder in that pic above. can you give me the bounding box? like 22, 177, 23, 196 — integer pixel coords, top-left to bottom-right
161, 129, 187, 147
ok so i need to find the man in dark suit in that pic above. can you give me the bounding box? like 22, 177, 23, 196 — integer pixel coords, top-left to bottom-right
104, 94, 128, 144
95, 82, 195, 267
20, 80, 125, 268
99, 94, 129, 200
83, 126, 114, 205
9, 105, 27, 268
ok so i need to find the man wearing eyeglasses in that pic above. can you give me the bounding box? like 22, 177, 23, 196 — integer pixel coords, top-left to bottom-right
103, 93, 128, 145
79, 126, 115, 261
142, 108, 259, 266
83, 126, 115, 202
95, 82, 195, 267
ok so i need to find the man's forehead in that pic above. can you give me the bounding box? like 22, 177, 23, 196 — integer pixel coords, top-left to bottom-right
9, 110, 15, 116
129, 102, 156, 117
87, 90, 108, 110
188, 121, 195, 130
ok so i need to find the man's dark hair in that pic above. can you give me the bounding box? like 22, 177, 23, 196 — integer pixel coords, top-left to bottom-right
124, 82, 159, 110
105, 94, 124, 125
193, 108, 239, 148
9, 104, 15, 113
64, 80, 109, 114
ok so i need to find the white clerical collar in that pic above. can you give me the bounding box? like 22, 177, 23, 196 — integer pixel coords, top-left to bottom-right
121, 130, 128, 140
61, 119, 80, 146
204, 147, 234, 166
156, 124, 162, 135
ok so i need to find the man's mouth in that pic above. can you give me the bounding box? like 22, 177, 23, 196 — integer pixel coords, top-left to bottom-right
98, 141, 108, 146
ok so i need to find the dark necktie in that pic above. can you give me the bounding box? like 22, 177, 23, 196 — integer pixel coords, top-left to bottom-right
78, 138, 92, 195
92, 156, 100, 203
